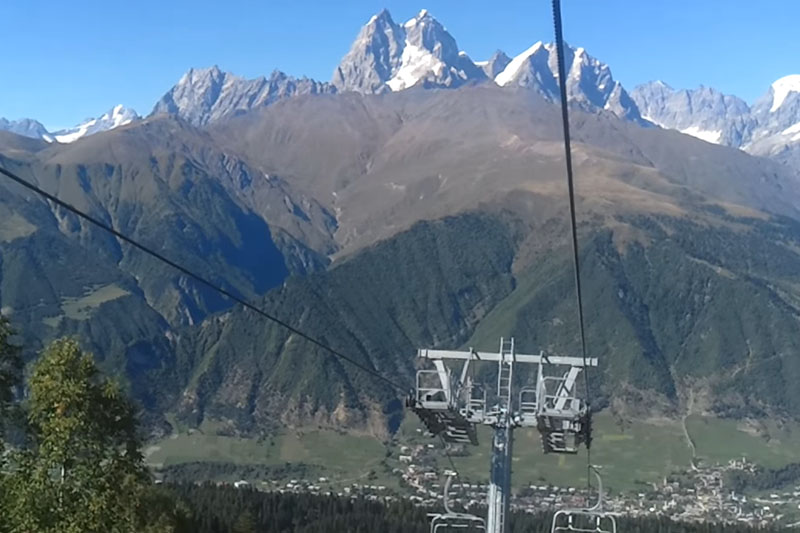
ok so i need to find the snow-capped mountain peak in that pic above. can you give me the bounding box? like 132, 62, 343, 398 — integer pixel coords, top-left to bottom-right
107, 104, 138, 127
631, 74, 800, 170
53, 105, 140, 143
495, 42, 544, 87
770, 75, 800, 112
494, 41, 644, 123
0, 106, 137, 144
631, 82, 753, 146
333, 9, 486, 94
0, 118, 53, 142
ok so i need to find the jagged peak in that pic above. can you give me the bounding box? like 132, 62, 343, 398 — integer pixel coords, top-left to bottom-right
495, 41, 545, 86
405, 8, 431, 27
367, 8, 395, 25
177, 65, 230, 88
490, 49, 510, 61
770, 74, 800, 112
645, 80, 674, 91
185, 65, 223, 77
268, 69, 289, 81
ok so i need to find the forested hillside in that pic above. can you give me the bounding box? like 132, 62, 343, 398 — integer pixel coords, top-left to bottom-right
160, 207, 800, 433
3, 83, 800, 433
172, 484, 784, 533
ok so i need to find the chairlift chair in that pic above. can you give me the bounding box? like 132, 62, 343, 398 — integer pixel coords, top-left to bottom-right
428, 475, 486, 533
408, 357, 480, 445
536, 366, 592, 454
551, 467, 617, 533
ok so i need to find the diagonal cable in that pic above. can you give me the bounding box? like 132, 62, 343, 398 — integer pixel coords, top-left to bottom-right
0, 164, 408, 393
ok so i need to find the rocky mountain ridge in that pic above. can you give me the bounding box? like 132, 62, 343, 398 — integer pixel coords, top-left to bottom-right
150, 67, 336, 126
631, 77, 800, 168
3, 7, 798, 171
0, 105, 139, 144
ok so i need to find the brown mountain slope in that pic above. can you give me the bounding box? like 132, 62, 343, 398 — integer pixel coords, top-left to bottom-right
210, 86, 800, 257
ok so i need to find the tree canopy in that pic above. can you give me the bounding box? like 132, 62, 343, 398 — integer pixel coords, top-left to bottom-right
0, 315, 21, 441
1, 337, 180, 533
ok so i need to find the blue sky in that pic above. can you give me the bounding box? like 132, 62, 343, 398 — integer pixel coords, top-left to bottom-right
2, 0, 798, 130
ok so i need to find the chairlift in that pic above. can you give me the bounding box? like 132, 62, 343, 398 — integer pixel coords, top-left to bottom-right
410, 340, 599, 533
428, 474, 486, 533
408, 356, 480, 445
551, 467, 617, 533
536, 364, 592, 454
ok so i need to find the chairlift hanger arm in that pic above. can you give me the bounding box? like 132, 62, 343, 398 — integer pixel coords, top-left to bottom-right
418, 349, 597, 367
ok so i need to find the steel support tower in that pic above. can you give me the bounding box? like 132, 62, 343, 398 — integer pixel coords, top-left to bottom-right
409, 337, 597, 533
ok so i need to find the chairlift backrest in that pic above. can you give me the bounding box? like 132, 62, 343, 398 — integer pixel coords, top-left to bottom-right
417, 369, 451, 407
429, 475, 487, 533
538, 372, 583, 414
551, 467, 617, 533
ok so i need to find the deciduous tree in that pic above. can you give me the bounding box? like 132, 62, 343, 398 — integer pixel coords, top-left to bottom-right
4, 338, 178, 532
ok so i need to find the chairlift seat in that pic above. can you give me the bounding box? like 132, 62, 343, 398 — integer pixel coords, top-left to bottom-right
429, 474, 486, 532
429, 512, 486, 532
410, 400, 479, 445
536, 374, 591, 453
551, 466, 616, 533
551, 509, 617, 533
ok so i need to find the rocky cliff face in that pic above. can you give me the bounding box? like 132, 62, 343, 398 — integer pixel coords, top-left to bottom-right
632, 77, 800, 171
151, 66, 336, 126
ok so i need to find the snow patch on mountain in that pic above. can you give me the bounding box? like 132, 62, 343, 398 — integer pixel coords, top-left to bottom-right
404, 9, 428, 26
631, 82, 753, 146
493, 41, 644, 123
770, 75, 800, 112
495, 42, 544, 86
386, 45, 445, 91
783, 122, 800, 141
54, 105, 138, 143
680, 126, 722, 144
641, 114, 664, 127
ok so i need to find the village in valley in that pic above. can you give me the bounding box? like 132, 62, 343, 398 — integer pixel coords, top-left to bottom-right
238, 436, 800, 529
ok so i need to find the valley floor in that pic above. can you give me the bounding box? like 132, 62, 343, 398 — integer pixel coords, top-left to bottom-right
146, 411, 800, 492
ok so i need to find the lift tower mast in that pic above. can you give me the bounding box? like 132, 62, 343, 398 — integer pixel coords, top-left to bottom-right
409, 337, 597, 533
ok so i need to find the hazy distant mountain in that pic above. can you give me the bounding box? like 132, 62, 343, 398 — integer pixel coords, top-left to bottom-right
632, 77, 800, 171
476, 50, 511, 79
332, 9, 487, 94
52, 105, 139, 143
0, 107, 138, 144
0, 118, 52, 142
745, 76, 800, 166
631, 82, 754, 145
150, 66, 336, 126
